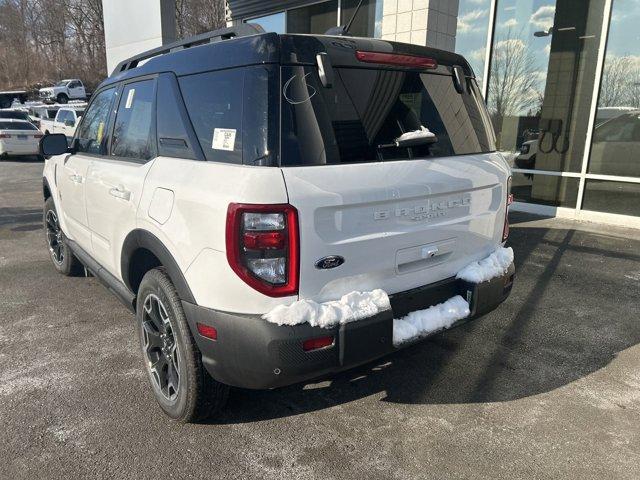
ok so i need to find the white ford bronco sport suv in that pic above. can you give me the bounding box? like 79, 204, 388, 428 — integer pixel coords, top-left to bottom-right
40, 25, 515, 422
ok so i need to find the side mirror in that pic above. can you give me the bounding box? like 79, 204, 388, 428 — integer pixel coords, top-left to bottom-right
40, 133, 70, 156
65, 119, 75, 127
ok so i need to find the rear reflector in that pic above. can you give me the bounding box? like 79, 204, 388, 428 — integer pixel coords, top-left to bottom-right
196, 323, 218, 340
303, 336, 335, 352
355, 50, 438, 69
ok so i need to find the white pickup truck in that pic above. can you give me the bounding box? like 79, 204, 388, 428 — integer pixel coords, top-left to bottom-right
39, 107, 84, 137
39, 79, 87, 104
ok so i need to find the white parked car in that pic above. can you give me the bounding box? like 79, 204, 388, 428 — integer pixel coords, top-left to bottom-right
39, 79, 87, 104
39, 107, 84, 137
0, 119, 43, 158
40, 27, 515, 422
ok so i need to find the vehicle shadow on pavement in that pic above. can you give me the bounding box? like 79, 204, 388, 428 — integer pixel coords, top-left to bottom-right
1, 155, 43, 163
207, 215, 640, 424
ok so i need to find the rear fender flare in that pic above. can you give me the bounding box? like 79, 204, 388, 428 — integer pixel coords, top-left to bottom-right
121, 229, 195, 304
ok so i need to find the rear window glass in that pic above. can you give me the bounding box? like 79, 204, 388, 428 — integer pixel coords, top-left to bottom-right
0, 111, 29, 120
178, 66, 277, 166
0, 121, 37, 130
281, 66, 496, 166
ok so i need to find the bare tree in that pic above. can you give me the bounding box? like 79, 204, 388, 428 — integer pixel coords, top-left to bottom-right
599, 54, 640, 108
488, 30, 541, 124
175, 0, 227, 39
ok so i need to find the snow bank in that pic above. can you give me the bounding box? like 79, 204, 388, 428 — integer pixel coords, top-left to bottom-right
456, 246, 514, 284
262, 289, 391, 328
392, 295, 470, 346
396, 125, 436, 142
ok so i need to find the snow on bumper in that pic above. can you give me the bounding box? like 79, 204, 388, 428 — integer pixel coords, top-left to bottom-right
262, 246, 514, 345
456, 246, 514, 283
262, 289, 391, 328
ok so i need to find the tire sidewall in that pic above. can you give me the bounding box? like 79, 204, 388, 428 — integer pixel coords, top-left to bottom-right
43, 197, 74, 275
136, 270, 195, 420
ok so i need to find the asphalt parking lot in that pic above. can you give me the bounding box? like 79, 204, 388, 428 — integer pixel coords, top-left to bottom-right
1, 158, 639, 479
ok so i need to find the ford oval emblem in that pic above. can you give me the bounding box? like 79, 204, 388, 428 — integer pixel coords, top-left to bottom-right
315, 255, 345, 270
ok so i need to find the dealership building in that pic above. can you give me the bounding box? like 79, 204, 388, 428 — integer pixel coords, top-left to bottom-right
225, 0, 639, 227
104, 0, 640, 227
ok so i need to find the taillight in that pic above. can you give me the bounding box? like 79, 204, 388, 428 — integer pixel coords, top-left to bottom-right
355, 50, 438, 69
503, 176, 513, 242
226, 203, 299, 297
34, 134, 43, 139
0, 134, 11, 139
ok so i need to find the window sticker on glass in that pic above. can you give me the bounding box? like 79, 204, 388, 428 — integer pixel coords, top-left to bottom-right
212, 128, 237, 151
97, 122, 104, 143
125, 89, 135, 109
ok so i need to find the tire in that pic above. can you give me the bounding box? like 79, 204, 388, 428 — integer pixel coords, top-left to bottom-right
56, 93, 68, 104
43, 196, 82, 276
136, 267, 229, 422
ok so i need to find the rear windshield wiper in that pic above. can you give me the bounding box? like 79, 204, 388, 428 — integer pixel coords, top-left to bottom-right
378, 126, 438, 149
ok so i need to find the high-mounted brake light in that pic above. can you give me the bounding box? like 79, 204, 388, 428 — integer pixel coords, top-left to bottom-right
355, 51, 438, 69
226, 203, 299, 297
503, 176, 513, 242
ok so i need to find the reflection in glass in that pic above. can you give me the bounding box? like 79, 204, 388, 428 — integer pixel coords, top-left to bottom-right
455, 0, 492, 90
287, 1, 338, 34
587, 0, 640, 178
512, 172, 579, 208
489, 0, 605, 174
248, 12, 285, 34
341, 0, 381, 38
582, 180, 640, 216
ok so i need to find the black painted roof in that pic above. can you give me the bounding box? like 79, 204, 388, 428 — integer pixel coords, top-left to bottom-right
99, 32, 475, 91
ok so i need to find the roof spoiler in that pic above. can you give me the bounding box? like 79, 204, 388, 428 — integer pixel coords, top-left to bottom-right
111, 23, 266, 76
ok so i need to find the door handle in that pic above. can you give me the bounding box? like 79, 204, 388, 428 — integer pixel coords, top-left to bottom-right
69, 174, 83, 184
109, 186, 131, 201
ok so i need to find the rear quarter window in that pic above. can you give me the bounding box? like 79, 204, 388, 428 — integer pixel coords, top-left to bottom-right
178, 66, 277, 166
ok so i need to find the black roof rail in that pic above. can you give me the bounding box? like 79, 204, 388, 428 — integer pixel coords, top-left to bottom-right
111, 23, 266, 76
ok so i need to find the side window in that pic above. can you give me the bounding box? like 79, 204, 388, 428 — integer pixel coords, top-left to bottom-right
111, 79, 157, 161
68, 81, 78, 88
178, 69, 244, 164
56, 110, 68, 123
76, 88, 115, 155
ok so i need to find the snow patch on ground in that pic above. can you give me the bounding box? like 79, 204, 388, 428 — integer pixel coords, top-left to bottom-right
392, 295, 470, 346
262, 289, 391, 328
456, 246, 514, 283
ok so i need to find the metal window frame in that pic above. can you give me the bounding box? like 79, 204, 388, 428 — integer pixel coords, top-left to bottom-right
483, 0, 638, 227
243, 0, 342, 31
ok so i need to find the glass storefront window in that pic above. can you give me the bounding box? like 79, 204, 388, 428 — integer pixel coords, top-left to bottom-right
582, 180, 640, 216
341, 0, 382, 38
512, 172, 579, 207
455, 0, 492, 90
287, 1, 338, 34
248, 12, 286, 34
488, 0, 605, 176
587, 0, 640, 178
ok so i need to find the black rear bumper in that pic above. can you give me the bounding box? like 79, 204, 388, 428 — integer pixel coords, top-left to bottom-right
182, 262, 515, 390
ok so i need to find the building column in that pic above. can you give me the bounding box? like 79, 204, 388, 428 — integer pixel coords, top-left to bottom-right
381, 0, 459, 51
102, 0, 177, 75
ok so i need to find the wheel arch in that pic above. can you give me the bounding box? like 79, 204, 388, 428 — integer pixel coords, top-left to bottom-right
121, 229, 195, 304
43, 177, 52, 200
